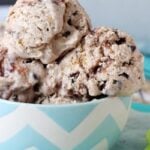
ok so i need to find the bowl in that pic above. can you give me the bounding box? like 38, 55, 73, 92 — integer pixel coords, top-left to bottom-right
132, 102, 150, 113
0, 97, 131, 150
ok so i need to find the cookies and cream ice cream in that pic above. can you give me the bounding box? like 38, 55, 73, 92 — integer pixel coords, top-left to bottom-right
0, 23, 5, 39
40, 27, 144, 103
3, 0, 90, 64
0, 0, 144, 104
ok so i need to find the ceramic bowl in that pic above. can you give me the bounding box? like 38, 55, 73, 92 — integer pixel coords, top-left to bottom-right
0, 97, 131, 150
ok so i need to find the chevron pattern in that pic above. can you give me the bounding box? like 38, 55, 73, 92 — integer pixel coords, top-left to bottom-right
0, 97, 131, 150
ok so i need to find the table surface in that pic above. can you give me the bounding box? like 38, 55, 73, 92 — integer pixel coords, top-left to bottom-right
112, 109, 150, 150
113, 80, 150, 150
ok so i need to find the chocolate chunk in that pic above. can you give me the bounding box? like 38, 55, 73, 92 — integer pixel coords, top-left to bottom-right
37, 27, 42, 31
116, 37, 126, 45
91, 66, 101, 74
70, 72, 80, 83
67, 19, 72, 26
33, 83, 40, 92
104, 40, 111, 47
88, 94, 108, 101
113, 80, 118, 84
99, 81, 107, 90
33, 73, 38, 80
39, 100, 44, 104
24, 59, 33, 63
62, 31, 71, 37
43, 64, 47, 68
119, 72, 129, 79
75, 26, 80, 30
130, 45, 136, 52
122, 60, 133, 66
70, 71, 80, 78
68, 89, 74, 96
12, 95, 18, 101
73, 11, 78, 16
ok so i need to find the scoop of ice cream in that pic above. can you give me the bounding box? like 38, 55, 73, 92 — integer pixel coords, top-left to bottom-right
0, 48, 45, 102
4, 0, 65, 62
50, 0, 91, 62
0, 23, 5, 40
4, 0, 90, 64
41, 27, 144, 103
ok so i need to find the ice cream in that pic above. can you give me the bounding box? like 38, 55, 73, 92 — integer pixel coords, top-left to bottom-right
3, 0, 90, 64
0, 23, 5, 40
0, 0, 144, 104
2, 57, 45, 102
39, 27, 144, 103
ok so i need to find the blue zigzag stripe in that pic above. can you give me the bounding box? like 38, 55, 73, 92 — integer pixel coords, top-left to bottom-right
0, 115, 121, 150
119, 97, 131, 109
37, 102, 98, 132
37, 97, 129, 133
0, 99, 18, 117
0, 125, 59, 150
74, 115, 121, 150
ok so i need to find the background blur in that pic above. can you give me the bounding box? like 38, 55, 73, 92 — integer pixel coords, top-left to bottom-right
0, 0, 150, 54
0, 0, 15, 5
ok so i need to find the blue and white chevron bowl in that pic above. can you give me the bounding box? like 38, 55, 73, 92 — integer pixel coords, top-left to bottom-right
0, 97, 131, 150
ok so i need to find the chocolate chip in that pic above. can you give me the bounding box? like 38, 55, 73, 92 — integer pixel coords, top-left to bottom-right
33, 83, 40, 92
33, 73, 38, 80
72, 94, 81, 99
122, 62, 128, 66
39, 100, 44, 104
46, 28, 49, 31
62, 31, 71, 37
67, 19, 72, 26
24, 59, 33, 63
104, 41, 111, 47
68, 89, 74, 96
37, 27, 42, 31
122, 60, 133, 66
86, 74, 90, 79
73, 11, 78, 16
70, 72, 80, 79
130, 45, 136, 52
55, 82, 62, 91
119, 73, 129, 79
113, 80, 118, 84
88, 94, 108, 101
13, 95, 18, 101
75, 26, 80, 30
43, 64, 47, 68
99, 81, 107, 90
91, 66, 101, 74
116, 37, 126, 45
